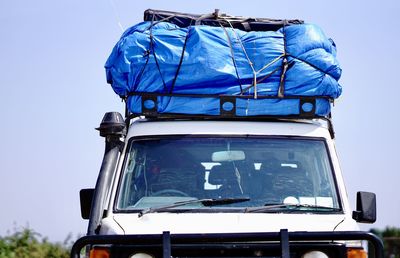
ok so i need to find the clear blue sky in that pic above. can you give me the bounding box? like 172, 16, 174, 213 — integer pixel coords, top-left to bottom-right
0, 0, 399, 242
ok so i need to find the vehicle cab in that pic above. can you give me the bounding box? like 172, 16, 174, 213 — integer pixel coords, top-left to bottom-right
106, 119, 352, 234
74, 114, 381, 258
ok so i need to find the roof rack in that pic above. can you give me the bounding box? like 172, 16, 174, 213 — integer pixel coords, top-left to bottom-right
144, 9, 303, 31
123, 93, 335, 138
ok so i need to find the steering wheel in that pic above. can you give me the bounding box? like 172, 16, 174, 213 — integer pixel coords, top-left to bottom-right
151, 189, 190, 197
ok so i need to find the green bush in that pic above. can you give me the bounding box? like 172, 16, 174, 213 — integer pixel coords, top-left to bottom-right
0, 228, 70, 258
371, 227, 400, 258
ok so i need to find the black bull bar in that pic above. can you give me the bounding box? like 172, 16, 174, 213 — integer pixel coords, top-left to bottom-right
71, 230, 384, 258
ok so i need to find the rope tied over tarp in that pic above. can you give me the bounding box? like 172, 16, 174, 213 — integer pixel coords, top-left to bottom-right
278, 20, 289, 98
132, 13, 336, 102
220, 16, 291, 99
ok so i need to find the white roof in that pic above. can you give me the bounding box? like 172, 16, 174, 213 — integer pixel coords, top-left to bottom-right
127, 119, 332, 139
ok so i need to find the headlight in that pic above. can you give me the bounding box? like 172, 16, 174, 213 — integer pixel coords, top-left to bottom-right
129, 253, 154, 258
302, 250, 329, 258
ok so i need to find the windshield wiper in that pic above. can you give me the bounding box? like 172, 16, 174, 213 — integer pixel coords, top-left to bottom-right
138, 197, 250, 217
245, 203, 341, 213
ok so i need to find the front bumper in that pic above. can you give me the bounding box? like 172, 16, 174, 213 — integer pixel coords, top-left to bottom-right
70, 230, 383, 258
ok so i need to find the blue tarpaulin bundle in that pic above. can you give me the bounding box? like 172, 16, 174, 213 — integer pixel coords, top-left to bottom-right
105, 11, 342, 117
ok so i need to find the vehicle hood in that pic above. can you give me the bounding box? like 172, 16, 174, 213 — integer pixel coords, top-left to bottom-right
104, 213, 359, 235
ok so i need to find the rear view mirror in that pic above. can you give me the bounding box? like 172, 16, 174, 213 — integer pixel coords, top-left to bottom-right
212, 150, 245, 162
352, 191, 376, 223
80, 188, 94, 220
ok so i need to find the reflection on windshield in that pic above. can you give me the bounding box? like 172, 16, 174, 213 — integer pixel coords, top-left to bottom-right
116, 137, 340, 212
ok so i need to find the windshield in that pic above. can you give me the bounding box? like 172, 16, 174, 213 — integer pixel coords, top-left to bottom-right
116, 136, 340, 212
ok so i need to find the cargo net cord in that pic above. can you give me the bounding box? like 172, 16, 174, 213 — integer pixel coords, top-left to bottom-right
140, 13, 288, 99
218, 17, 335, 99
122, 10, 336, 137
135, 11, 334, 103
218, 17, 288, 99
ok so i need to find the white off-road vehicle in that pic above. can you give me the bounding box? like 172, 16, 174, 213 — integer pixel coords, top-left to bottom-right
71, 9, 383, 258
71, 113, 382, 258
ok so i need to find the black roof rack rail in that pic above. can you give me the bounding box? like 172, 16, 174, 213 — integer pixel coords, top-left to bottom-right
123, 93, 335, 138
143, 9, 303, 31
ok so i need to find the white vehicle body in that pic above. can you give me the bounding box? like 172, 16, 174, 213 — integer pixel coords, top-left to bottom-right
100, 119, 358, 235
72, 115, 381, 258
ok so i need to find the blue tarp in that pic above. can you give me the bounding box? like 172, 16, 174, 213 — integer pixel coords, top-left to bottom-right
105, 21, 342, 116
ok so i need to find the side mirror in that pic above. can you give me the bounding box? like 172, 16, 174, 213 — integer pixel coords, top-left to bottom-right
352, 191, 376, 223
80, 188, 94, 220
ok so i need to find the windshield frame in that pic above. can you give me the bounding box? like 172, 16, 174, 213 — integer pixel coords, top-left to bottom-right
113, 134, 343, 214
